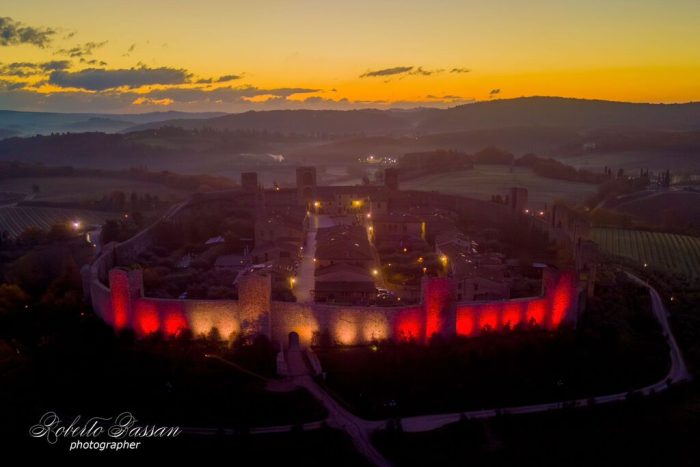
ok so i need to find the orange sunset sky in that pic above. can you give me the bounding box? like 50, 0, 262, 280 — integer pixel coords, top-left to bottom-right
2, 0, 700, 113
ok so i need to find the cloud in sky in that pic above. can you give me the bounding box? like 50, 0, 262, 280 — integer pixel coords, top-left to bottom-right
144, 85, 319, 103
360, 66, 413, 78
0, 60, 71, 77
0, 17, 56, 48
217, 74, 241, 82
49, 66, 190, 90
123, 43, 136, 56
55, 40, 108, 58
489, 88, 501, 96
361, 65, 458, 79
408, 67, 443, 77
194, 74, 242, 84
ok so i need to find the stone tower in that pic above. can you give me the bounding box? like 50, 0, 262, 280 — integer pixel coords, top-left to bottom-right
238, 271, 272, 338
296, 166, 317, 206
385, 168, 400, 191
241, 172, 259, 192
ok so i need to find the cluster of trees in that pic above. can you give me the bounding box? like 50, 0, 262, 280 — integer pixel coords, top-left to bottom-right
134, 209, 255, 298
516, 153, 605, 184
400, 150, 474, 175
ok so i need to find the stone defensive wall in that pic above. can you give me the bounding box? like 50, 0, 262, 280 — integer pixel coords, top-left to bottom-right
88, 266, 577, 348
83, 187, 582, 347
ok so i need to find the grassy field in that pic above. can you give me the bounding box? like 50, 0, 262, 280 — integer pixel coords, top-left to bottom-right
0, 176, 188, 203
0, 206, 117, 237
591, 228, 700, 280
400, 165, 597, 208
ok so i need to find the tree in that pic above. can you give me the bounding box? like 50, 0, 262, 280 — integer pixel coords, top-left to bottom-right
17, 226, 45, 246
101, 219, 121, 244
0, 283, 30, 313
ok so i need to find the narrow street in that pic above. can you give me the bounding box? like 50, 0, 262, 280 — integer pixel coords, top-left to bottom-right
293, 213, 335, 303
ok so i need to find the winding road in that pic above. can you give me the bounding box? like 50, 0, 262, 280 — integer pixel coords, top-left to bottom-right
184, 272, 690, 466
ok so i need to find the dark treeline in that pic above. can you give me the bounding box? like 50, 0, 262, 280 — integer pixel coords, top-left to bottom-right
0, 127, 327, 163
560, 129, 700, 156
0, 161, 236, 192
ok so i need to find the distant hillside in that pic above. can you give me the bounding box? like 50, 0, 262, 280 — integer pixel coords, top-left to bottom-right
417, 97, 700, 133
122, 97, 700, 136
0, 110, 227, 136
0, 127, 318, 168
124, 108, 418, 136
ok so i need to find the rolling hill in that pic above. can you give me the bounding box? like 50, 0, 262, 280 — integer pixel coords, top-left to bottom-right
122, 97, 700, 136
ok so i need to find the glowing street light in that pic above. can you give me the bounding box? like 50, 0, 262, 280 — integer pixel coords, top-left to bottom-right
440, 255, 448, 265
372, 269, 379, 276
71, 220, 81, 230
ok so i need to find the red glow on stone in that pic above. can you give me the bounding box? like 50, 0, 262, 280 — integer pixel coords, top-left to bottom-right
110, 273, 129, 330
456, 307, 476, 336
525, 299, 547, 326
162, 307, 188, 336
502, 302, 523, 328
550, 273, 574, 327
395, 308, 423, 342
135, 301, 160, 335
424, 278, 452, 339
479, 305, 500, 331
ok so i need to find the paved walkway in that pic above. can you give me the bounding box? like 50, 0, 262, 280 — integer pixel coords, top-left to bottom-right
293, 214, 334, 303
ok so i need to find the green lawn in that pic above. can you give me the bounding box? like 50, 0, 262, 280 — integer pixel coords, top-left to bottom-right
401, 165, 597, 208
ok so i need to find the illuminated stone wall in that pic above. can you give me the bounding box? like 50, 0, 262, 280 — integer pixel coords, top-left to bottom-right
89, 266, 577, 347
84, 189, 581, 346
99, 268, 242, 339
454, 269, 577, 337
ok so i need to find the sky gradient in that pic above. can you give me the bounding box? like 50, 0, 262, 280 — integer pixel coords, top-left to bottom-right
2, 0, 700, 113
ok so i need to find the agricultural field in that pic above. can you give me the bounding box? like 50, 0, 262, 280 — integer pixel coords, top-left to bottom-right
0, 206, 116, 238
591, 228, 700, 280
0, 176, 189, 203
400, 164, 597, 208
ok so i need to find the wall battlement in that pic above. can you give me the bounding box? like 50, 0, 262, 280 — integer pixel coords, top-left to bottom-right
89, 266, 577, 347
